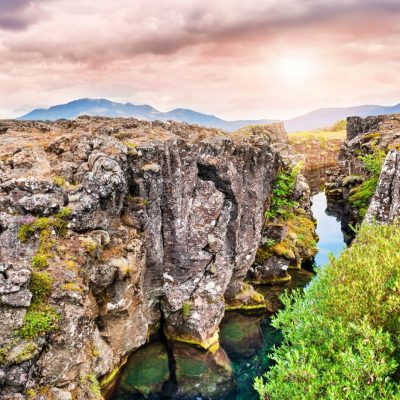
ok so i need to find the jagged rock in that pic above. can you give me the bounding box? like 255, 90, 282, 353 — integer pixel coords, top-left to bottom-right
365, 150, 400, 223
248, 255, 291, 285
0, 117, 309, 397
326, 113, 400, 225
49, 388, 73, 400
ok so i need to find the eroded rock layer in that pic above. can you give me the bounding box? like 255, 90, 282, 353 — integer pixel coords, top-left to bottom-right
0, 117, 306, 399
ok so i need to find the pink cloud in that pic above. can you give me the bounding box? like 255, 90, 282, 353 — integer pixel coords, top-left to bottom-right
1, 0, 400, 120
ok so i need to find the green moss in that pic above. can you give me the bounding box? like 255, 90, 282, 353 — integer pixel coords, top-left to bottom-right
165, 330, 220, 351
18, 209, 72, 270
100, 357, 128, 389
17, 306, 60, 339
86, 374, 101, 397
12, 342, 39, 363
52, 176, 66, 187
182, 301, 192, 318
255, 244, 273, 265
18, 224, 35, 242
253, 274, 292, 285
31, 253, 48, 269
257, 212, 317, 266
341, 175, 363, 187
364, 131, 382, 140
349, 177, 379, 217
30, 271, 53, 303
61, 282, 83, 292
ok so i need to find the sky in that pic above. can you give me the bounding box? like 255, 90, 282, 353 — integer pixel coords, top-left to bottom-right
1, 0, 400, 120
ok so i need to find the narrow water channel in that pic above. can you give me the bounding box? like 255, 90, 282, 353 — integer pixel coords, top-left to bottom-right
109, 192, 348, 400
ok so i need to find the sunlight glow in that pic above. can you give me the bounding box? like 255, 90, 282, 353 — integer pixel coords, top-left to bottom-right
277, 56, 314, 84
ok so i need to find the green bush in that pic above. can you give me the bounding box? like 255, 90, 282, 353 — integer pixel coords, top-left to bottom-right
332, 119, 347, 131
349, 146, 386, 216
359, 146, 386, 176
266, 164, 301, 220
349, 176, 379, 217
255, 222, 400, 399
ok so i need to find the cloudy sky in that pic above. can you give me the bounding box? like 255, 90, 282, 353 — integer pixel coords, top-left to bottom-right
1, 0, 400, 119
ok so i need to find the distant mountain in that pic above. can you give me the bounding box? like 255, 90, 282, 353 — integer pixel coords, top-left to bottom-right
18, 98, 276, 131
284, 103, 400, 132
18, 98, 400, 133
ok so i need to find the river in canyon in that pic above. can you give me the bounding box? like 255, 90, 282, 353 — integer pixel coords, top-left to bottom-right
109, 192, 348, 400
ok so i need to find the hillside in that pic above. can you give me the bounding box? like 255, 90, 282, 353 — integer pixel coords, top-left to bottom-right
17, 98, 400, 133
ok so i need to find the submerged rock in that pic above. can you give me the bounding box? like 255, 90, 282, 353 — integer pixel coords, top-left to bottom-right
117, 342, 170, 397
220, 312, 264, 359
172, 342, 234, 399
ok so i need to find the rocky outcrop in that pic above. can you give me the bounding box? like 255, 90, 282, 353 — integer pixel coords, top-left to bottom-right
0, 117, 311, 398
326, 114, 400, 225
365, 149, 400, 223
290, 136, 342, 194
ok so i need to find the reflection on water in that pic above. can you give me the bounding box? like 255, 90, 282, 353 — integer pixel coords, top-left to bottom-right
311, 192, 349, 267
110, 192, 349, 400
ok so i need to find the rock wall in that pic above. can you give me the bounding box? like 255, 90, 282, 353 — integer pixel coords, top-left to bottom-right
0, 117, 310, 399
290, 136, 342, 194
365, 149, 400, 224
325, 114, 400, 224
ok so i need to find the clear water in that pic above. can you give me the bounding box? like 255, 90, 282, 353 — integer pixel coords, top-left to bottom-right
109, 192, 347, 400
311, 192, 347, 267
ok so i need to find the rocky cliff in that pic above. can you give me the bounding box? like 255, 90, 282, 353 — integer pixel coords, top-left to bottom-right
0, 118, 315, 399
290, 135, 342, 194
325, 114, 400, 225
365, 148, 400, 224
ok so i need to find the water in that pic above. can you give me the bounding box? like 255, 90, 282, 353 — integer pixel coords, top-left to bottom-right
311, 192, 347, 267
109, 192, 348, 400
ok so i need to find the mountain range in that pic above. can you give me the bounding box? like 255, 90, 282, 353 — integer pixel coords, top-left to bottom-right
17, 98, 400, 133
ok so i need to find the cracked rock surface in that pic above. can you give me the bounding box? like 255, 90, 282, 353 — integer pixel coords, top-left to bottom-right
0, 117, 300, 398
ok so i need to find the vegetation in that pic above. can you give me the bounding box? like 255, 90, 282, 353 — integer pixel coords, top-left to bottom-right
266, 164, 301, 220
349, 146, 386, 216
17, 307, 60, 339
30, 271, 53, 303
256, 210, 317, 266
289, 119, 346, 144
182, 301, 192, 318
254, 222, 400, 400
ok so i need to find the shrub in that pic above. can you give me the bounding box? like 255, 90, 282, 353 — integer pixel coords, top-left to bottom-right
255, 222, 400, 400
332, 119, 347, 131
266, 164, 301, 220
359, 146, 386, 176
349, 177, 379, 217
349, 146, 386, 216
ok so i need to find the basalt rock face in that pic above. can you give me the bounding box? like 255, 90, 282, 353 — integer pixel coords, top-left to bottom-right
0, 117, 297, 398
326, 114, 400, 224
365, 149, 400, 224
290, 137, 342, 194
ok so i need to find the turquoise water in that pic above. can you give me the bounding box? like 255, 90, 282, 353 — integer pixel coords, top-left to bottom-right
311, 192, 347, 267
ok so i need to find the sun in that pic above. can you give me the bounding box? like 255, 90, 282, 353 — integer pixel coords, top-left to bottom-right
277, 56, 314, 84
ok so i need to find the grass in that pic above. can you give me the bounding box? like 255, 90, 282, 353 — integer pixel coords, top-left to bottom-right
289, 119, 347, 144
289, 129, 346, 143
255, 222, 400, 400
